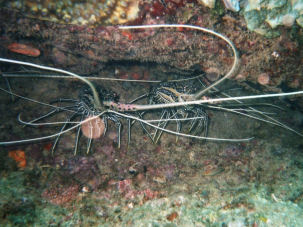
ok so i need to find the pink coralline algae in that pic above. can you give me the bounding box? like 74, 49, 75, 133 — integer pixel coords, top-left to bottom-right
42, 184, 79, 206
257, 73, 270, 85
221, 145, 245, 158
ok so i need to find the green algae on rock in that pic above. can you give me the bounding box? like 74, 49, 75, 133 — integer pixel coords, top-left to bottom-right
243, 0, 303, 37
198, 0, 303, 37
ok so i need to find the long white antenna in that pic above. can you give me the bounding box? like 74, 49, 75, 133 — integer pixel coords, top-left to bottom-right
119, 24, 239, 99
0, 57, 102, 108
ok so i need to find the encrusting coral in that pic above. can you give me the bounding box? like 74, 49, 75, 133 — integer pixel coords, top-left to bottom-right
3, 0, 140, 25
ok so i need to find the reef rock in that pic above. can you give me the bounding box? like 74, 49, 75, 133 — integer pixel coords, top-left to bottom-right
2, 0, 140, 25
243, 0, 303, 36
198, 0, 303, 37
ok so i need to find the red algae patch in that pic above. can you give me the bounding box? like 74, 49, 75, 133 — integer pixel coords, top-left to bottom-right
81, 116, 105, 139
167, 211, 179, 222
8, 150, 26, 169
7, 43, 40, 57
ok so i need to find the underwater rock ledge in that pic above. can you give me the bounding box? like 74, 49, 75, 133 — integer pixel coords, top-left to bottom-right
0, 8, 232, 74
0, 7, 303, 105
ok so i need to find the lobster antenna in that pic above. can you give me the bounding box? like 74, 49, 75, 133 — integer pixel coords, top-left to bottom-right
105, 90, 303, 112
0, 57, 102, 108
119, 24, 239, 100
